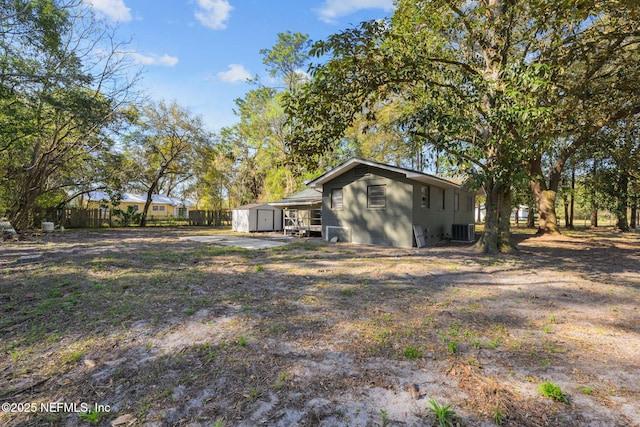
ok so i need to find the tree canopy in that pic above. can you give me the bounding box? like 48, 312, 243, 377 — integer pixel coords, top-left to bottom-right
0, 0, 138, 229
285, 0, 640, 252
125, 100, 211, 227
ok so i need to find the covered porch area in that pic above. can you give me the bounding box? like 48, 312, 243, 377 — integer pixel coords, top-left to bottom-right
269, 189, 323, 237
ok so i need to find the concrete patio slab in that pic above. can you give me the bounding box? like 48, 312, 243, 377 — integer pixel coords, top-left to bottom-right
182, 235, 289, 249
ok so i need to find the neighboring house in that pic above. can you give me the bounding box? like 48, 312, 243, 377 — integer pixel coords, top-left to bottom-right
475, 204, 533, 223
475, 203, 486, 223
269, 188, 322, 236
83, 191, 195, 218
510, 205, 531, 223
232, 203, 282, 232
307, 158, 476, 248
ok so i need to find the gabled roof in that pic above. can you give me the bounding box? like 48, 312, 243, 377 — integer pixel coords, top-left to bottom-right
269, 188, 322, 207
307, 157, 462, 189
234, 203, 275, 210
87, 191, 195, 207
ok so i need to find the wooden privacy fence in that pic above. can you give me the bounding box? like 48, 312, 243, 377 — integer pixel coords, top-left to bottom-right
188, 210, 231, 226
64, 208, 112, 228
36, 208, 112, 228
31, 208, 231, 229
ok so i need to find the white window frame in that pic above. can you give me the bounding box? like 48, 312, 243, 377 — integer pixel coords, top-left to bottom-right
331, 188, 343, 209
367, 185, 386, 209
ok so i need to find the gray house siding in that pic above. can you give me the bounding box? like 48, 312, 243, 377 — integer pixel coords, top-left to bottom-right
323, 166, 414, 247
411, 185, 475, 243
454, 190, 476, 226
411, 182, 454, 245
321, 164, 475, 248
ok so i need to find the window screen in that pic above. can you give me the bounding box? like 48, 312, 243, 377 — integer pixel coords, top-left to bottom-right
368, 185, 386, 208
421, 186, 430, 208
331, 188, 343, 209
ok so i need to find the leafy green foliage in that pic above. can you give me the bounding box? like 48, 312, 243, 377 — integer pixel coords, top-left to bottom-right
219, 32, 328, 206
285, 0, 640, 252
426, 398, 457, 427
0, 1, 136, 227
260, 30, 312, 90
78, 409, 104, 424
403, 345, 422, 360
125, 100, 210, 227
112, 205, 142, 227
538, 381, 569, 403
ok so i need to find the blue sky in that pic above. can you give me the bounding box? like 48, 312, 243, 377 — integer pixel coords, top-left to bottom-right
85, 0, 395, 131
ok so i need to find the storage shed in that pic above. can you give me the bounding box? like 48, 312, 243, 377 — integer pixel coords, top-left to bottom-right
232, 203, 282, 232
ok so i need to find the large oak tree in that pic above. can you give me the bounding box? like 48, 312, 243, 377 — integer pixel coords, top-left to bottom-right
0, 0, 138, 229
126, 100, 210, 227
285, 0, 639, 253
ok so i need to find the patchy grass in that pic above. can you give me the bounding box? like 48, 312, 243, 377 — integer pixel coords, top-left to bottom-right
0, 228, 638, 426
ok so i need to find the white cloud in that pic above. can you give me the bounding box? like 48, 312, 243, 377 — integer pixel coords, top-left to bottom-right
130, 52, 179, 67
217, 64, 251, 83
315, 0, 394, 24
294, 69, 311, 83
195, 0, 233, 30
85, 0, 132, 22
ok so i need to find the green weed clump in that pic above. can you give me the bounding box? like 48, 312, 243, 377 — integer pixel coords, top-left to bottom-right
538, 381, 569, 403
426, 398, 457, 427
403, 345, 423, 360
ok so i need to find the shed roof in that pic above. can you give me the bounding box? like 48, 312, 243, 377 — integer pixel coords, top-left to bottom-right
234, 203, 277, 210
307, 157, 462, 190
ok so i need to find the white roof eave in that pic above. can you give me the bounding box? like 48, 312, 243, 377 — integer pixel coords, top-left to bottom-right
308, 158, 461, 190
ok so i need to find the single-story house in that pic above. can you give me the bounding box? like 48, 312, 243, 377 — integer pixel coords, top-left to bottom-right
83, 191, 195, 218
232, 203, 282, 232
269, 188, 322, 236
307, 158, 476, 248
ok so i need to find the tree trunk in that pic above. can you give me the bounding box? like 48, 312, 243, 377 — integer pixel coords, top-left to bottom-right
631, 198, 637, 229
10, 202, 32, 231
531, 179, 560, 234
528, 157, 561, 235
590, 157, 598, 228
615, 172, 629, 231
140, 169, 166, 227
474, 180, 515, 253
526, 193, 536, 228
10, 180, 45, 230
139, 189, 154, 227
568, 165, 575, 229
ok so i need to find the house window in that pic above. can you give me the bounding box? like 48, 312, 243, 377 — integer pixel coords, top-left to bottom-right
152, 205, 166, 212
177, 207, 187, 218
421, 186, 430, 208
467, 195, 473, 211
454, 193, 460, 212
331, 188, 343, 209
368, 185, 386, 208
438, 189, 445, 210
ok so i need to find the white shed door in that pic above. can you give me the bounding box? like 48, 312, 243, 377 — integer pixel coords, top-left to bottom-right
257, 209, 273, 231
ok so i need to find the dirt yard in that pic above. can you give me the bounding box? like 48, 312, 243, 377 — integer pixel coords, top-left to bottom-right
1, 227, 639, 426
